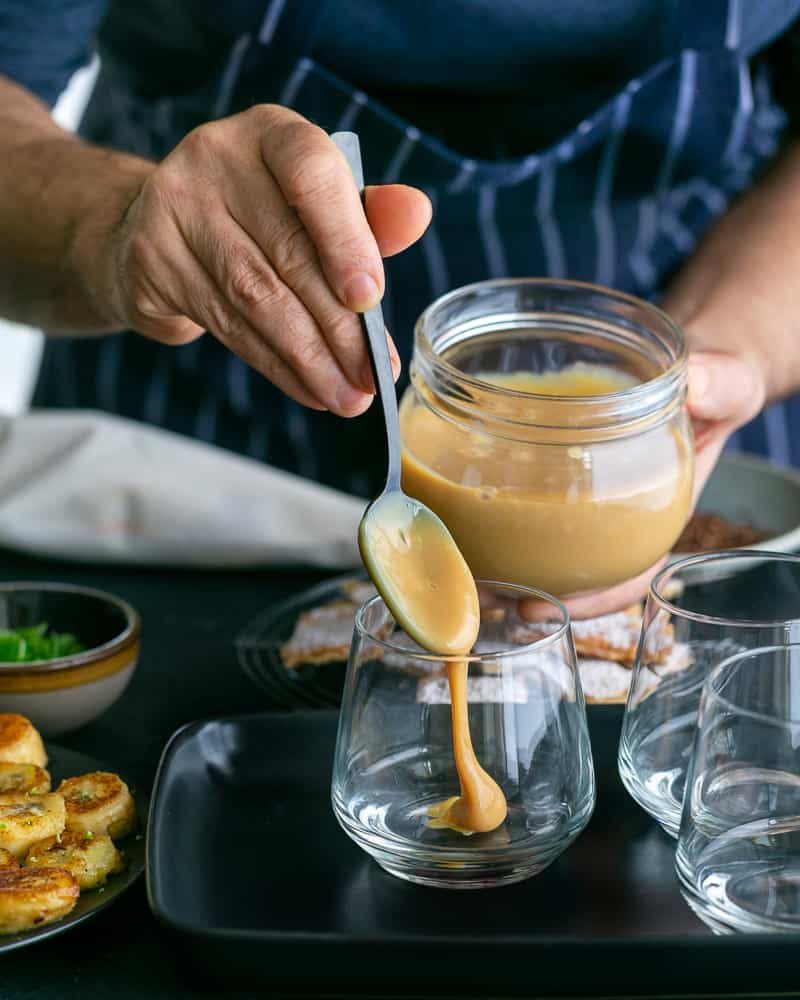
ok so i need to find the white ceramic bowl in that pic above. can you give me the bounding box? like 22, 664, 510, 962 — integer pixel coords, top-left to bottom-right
0, 583, 139, 736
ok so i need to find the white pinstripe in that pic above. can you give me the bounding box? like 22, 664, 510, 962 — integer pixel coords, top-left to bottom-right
592, 91, 632, 286
144, 352, 171, 425
684, 178, 727, 215
478, 186, 508, 278
505, 154, 541, 186
420, 191, 450, 299
258, 0, 287, 44
382, 127, 420, 183
447, 159, 476, 194
630, 51, 697, 288
536, 159, 566, 279
335, 91, 367, 131
97, 336, 122, 412
722, 59, 754, 171
659, 212, 695, 253
764, 403, 792, 466
278, 57, 312, 108
212, 34, 251, 119
725, 0, 743, 49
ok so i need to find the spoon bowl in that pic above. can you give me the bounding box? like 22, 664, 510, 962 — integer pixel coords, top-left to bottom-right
358, 491, 479, 655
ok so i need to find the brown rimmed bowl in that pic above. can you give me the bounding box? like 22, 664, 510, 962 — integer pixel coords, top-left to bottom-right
0, 582, 140, 736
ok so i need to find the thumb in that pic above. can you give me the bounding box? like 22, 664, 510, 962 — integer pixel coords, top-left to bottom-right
687, 351, 765, 427
364, 185, 432, 258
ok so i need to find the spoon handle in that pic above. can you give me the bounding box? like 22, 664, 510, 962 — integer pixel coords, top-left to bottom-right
331, 131, 403, 493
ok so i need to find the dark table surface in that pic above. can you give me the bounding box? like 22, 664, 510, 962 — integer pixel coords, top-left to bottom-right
0, 548, 329, 1000
1, 549, 798, 1000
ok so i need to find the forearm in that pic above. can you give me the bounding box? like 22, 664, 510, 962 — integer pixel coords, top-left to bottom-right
0, 75, 153, 333
663, 140, 800, 404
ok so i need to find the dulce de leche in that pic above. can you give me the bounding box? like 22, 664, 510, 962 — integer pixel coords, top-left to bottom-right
400, 363, 693, 596
360, 496, 507, 835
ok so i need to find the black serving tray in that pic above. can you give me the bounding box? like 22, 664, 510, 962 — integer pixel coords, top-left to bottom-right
146, 711, 800, 998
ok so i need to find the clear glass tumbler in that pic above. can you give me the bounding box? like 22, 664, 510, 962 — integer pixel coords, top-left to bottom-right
676, 643, 800, 933
331, 582, 595, 889
618, 551, 800, 836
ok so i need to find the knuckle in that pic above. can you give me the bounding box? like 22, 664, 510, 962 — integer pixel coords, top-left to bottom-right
322, 307, 359, 346
180, 122, 224, 160
285, 327, 329, 373
333, 233, 380, 274
147, 165, 188, 213
282, 146, 341, 207
247, 102, 293, 128
202, 296, 236, 340
225, 254, 278, 312
270, 222, 314, 282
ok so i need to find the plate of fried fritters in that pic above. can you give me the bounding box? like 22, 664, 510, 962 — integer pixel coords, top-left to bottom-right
0, 713, 146, 952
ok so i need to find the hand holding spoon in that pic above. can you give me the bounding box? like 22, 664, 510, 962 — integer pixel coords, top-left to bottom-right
331, 131, 480, 657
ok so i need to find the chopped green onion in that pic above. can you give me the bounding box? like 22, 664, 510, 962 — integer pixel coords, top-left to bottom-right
0, 623, 84, 663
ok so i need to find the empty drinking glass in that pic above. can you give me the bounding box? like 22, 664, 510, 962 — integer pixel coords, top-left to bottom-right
676, 643, 800, 933
618, 551, 800, 836
332, 582, 595, 888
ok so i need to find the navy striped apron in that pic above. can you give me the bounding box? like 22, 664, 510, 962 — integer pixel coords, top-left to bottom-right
33, 0, 800, 494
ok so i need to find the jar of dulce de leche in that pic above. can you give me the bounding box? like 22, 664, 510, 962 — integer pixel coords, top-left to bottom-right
399, 279, 694, 596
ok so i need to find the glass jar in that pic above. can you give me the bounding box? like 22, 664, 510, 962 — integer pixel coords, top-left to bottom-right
399, 279, 693, 596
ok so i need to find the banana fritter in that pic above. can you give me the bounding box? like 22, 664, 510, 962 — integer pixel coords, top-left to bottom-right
0, 715, 47, 768
25, 830, 123, 891
57, 772, 136, 840
0, 762, 51, 795
0, 866, 79, 934
0, 793, 66, 859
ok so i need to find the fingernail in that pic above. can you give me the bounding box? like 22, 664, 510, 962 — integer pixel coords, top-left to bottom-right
343, 273, 380, 311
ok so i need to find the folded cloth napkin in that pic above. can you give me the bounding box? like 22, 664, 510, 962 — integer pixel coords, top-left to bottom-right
0, 410, 363, 567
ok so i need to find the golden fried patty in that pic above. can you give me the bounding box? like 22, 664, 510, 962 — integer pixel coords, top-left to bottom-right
57, 772, 136, 841
0, 762, 51, 796
25, 830, 123, 891
0, 793, 66, 859
0, 866, 79, 934
0, 715, 47, 768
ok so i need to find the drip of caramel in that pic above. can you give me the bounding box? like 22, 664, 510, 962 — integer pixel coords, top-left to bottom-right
427, 661, 507, 834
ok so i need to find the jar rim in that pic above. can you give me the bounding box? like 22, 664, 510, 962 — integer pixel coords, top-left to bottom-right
413, 278, 687, 433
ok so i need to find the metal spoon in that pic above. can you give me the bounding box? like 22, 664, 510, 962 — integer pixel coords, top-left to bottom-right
331, 131, 479, 656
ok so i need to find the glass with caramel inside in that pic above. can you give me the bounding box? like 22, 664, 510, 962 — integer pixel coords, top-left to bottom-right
400, 279, 694, 596
331, 582, 595, 888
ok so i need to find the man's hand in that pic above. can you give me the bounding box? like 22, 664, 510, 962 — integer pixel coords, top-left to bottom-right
541, 350, 765, 620
106, 105, 431, 416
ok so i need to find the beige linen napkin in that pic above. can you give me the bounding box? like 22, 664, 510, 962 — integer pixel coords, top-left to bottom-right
0, 410, 363, 567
